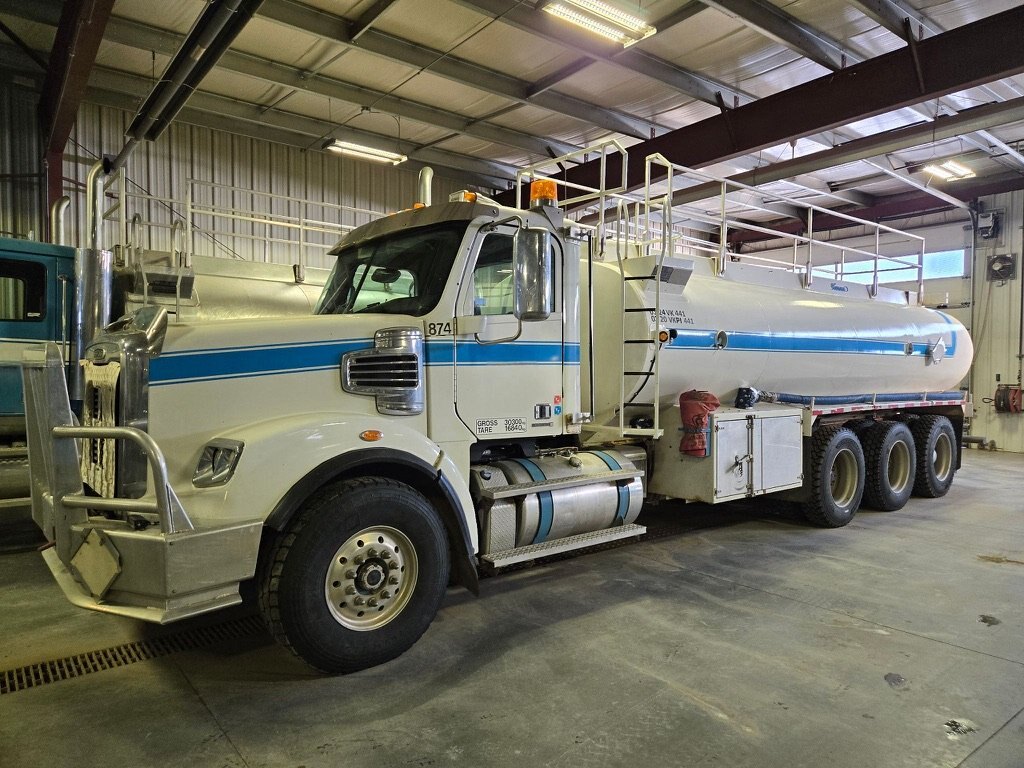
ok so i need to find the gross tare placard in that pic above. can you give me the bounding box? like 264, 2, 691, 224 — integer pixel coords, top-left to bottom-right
476, 417, 527, 434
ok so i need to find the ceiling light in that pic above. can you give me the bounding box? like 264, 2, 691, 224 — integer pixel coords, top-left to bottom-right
940, 159, 975, 178
543, 0, 656, 47
921, 158, 975, 181
922, 164, 955, 181
321, 139, 407, 165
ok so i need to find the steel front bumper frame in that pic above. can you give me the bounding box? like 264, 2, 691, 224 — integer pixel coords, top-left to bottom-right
22, 343, 261, 623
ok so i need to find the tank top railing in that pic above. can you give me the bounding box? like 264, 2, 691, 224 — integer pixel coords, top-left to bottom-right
641, 155, 927, 305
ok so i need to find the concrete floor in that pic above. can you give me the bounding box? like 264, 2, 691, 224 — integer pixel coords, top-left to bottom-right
1, 450, 1022, 768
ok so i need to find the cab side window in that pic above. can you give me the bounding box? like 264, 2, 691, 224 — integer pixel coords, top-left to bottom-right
0, 259, 45, 322
473, 234, 515, 316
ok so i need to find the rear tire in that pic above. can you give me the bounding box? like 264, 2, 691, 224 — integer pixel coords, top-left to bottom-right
802, 425, 865, 528
910, 415, 957, 498
260, 477, 450, 674
861, 421, 916, 511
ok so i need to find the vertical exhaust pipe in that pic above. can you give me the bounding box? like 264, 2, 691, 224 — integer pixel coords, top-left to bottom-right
49, 196, 70, 246
417, 167, 433, 207
69, 162, 113, 405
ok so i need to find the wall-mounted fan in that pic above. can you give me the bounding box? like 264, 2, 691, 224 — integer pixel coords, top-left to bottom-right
986, 254, 1017, 282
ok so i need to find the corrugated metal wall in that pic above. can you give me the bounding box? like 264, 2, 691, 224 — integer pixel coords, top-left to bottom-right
62, 102, 464, 269
0, 73, 43, 240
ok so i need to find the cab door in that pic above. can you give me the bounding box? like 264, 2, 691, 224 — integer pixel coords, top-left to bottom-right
453, 226, 564, 440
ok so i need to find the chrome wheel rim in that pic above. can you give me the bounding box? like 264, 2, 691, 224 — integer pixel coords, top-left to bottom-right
886, 440, 912, 494
325, 526, 418, 631
830, 447, 859, 508
933, 433, 953, 482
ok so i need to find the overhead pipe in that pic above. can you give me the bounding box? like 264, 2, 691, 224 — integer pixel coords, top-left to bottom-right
108, 0, 264, 172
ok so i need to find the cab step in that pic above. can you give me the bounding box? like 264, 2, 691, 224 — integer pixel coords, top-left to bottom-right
480, 523, 646, 569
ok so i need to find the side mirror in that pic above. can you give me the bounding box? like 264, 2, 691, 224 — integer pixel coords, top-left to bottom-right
513, 227, 552, 321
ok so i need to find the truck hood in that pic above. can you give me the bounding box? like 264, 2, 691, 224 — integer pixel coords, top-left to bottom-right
150, 313, 404, 386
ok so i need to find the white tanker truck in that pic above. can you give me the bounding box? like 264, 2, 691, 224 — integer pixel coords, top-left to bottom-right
21, 150, 971, 673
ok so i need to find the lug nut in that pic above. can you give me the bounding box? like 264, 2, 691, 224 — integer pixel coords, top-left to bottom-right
344, 585, 356, 595
353, 597, 365, 606
381, 591, 391, 599
388, 576, 399, 585
354, 556, 364, 565
367, 548, 378, 558
345, 569, 356, 579
380, 551, 392, 560
367, 598, 378, 607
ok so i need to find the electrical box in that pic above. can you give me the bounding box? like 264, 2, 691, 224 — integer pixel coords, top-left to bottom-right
650, 405, 804, 503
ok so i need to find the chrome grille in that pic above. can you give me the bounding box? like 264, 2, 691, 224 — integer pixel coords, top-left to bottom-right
347, 353, 419, 389
341, 327, 424, 415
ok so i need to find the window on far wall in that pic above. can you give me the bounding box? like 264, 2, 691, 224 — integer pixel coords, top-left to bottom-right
816, 249, 966, 285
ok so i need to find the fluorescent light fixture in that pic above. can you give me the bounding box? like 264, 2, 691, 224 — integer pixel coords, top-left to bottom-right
922, 158, 975, 181
940, 159, 975, 178
543, 0, 656, 47
923, 164, 955, 181
321, 139, 407, 165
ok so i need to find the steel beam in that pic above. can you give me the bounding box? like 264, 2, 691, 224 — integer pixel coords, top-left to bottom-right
349, 0, 397, 41
861, 158, 968, 209
698, 0, 847, 70
256, 0, 665, 139
38, 0, 115, 156
496, 6, 1024, 206
848, 0, 938, 41
669, 98, 1024, 209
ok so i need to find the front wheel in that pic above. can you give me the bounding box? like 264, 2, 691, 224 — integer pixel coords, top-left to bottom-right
802, 425, 865, 528
260, 477, 450, 673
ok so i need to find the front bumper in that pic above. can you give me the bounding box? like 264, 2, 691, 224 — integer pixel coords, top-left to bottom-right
22, 343, 261, 623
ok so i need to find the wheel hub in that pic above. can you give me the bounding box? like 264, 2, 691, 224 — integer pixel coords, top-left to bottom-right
324, 526, 418, 631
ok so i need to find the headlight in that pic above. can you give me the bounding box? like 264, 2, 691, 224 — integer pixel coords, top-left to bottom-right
193, 439, 244, 487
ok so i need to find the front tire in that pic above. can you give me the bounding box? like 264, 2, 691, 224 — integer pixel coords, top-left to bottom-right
910, 415, 957, 498
861, 421, 917, 511
802, 425, 865, 528
260, 477, 450, 673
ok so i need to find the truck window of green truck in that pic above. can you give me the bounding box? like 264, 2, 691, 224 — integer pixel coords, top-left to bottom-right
0, 258, 45, 321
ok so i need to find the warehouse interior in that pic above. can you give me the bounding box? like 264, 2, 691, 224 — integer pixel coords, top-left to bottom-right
0, 1, 1022, 766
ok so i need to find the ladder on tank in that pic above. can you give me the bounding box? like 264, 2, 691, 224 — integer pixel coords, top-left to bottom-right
615, 197, 667, 439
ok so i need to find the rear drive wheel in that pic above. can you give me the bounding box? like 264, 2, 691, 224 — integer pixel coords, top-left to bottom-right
260, 477, 450, 673
910, 415, 957, 498
861, 421, 917, 511
802, 425, 865, 528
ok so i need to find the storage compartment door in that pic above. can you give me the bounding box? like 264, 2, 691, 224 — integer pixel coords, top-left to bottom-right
758, 414, 803, 493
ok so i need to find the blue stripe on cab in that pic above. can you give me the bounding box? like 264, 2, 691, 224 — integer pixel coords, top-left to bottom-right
150, 340, 372, 385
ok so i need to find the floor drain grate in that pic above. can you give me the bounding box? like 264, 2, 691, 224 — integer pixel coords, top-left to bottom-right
0, 614, 266, 695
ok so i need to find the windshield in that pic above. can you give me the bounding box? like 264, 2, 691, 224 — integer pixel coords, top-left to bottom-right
315, 221, 469, 316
